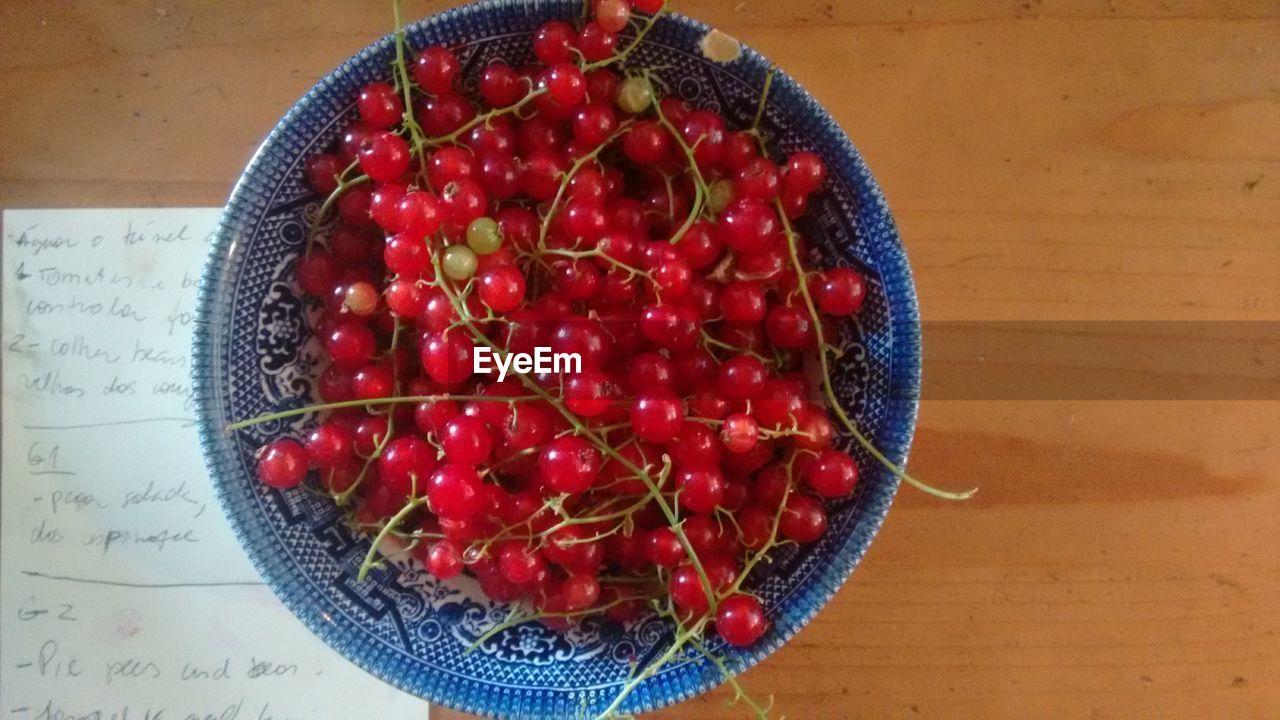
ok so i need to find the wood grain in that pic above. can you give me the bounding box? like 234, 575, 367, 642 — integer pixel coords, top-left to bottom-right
3, 1, 1276, 717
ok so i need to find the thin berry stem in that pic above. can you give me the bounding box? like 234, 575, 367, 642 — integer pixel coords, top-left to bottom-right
226, 394, 537, 432
774, 202, 976, 501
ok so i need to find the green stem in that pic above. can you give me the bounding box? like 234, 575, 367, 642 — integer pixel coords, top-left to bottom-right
306, 162, 366, 256
391, 0, 431, 181
774, 202, 976, 501
539, 247, 649, 280
593, 618, 707, 720
357, 495, 426, 582
650, 80, 707, 244
688, 637, 774, 720
751, 68, 777, 134
427, 88, 546, 147
728, 463, 793, 596
537, 122, 634, 250
226, 394, 536, 432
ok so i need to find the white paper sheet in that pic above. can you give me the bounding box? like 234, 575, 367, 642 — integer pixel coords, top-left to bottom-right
1, 209, 429, 719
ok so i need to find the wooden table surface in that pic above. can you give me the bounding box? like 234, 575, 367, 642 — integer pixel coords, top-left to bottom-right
3, 1, 1277, 717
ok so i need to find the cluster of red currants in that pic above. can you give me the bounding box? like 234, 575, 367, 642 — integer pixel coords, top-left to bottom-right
254, 0, 868, 652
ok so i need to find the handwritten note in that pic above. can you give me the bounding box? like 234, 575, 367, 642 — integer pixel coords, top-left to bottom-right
1, 209, 429, 719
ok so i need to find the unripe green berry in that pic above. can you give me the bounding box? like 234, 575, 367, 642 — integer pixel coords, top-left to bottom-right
617, 76, 654, 115
708, 179, 736, 215
466, 217, 502, 255
441, 245, 478, 281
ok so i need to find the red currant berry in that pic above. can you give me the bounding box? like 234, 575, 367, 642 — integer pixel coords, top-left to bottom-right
441, 415, 494, 466
551, 317, 613, 369
716, 594, 767, 647
533, 21, 577, 65
419, 328, 474, 386
720, 413, 759, 454
596, 0, 633, 32
668, 421, 722, 470
257, 439, 308, 489
571, 103, 619, 148
717, 355, 768, 401
765, 303, 815, 349
776, 188, 807, 220
480, 62, 528, 107
783, 150, 828, 196
639, 303, 699, 350
440, 179, 488, 226
586, 68, 622, 105
479, 153, 521, 199
383, 278, 425, 317
544, 526, 605, 572
755, 378, 805, 430
357, 131, 410, 182
560, 573, 601, 611
297, 252, 338, 298
428, 146, 479, 188
718, 200, 780, 255
677, 467, 726, 514
415, 398, 459, 436
734, 157, 781, 202
646, 527, 685, 568
780, 493, 828, 543
465, 116, 516, 156
369, 183, 407, 231
397, 191, 444, 240
413, 46, 461, 95
520, 150, 567, 201
351, 364, 394, 400
578, 22, 618, 62
539, 63, 588, 107
564, 369, 613, 417
539, 436, 601, 494
651, 257, 692, 299
477, 265, 526, 312
426, 464, 484, 520
721, 131, 759, 172
794, 405, 835, 452
719, 281, 767, 323
424, 539, 465, 579
814, 267, 867, 316
669, 564, 710, 615
630, 389, 684, 444
357, 82, 403, 129
417, 93, 476, 136
627, 352, 674, 391
304, 423, 354, 468
675, 220, 722, 270
379, 436, 439, 498
305, 154, 343, 195
325, 322, 376, 369
680, 110, 727, 169
805, 449, 860, 498
497, 541, 547, 584
622, 121, 672, 164
353, 416, 390, 457
688, 382, 729, 421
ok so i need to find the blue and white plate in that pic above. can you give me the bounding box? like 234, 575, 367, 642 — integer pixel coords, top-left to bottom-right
191, 1, 920, 717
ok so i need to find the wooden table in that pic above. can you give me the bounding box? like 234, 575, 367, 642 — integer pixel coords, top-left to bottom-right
4, 2, 1276, 717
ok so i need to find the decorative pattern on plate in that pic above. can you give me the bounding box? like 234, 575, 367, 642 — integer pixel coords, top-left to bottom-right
192, 1, 920, 717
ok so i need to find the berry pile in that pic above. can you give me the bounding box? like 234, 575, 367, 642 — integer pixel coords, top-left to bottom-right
237, 1, 953, 716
